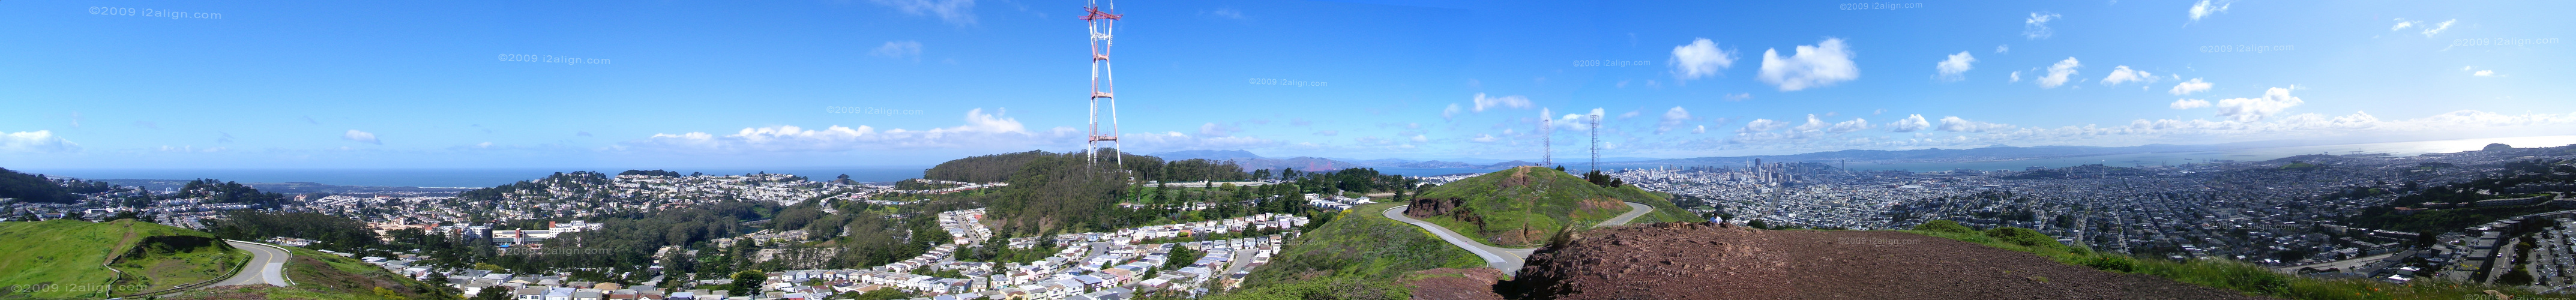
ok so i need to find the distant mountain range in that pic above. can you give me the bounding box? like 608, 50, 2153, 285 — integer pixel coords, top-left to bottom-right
1599, 143, 2258, 168
1171, 142, 2311, 172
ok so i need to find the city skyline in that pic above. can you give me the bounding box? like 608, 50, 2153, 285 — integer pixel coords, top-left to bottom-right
4, 0, 2572, 169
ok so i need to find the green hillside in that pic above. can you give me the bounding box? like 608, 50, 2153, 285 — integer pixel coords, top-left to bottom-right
1227, 202, 1484, 299
0, 219, 245, 299
164, 247, 458, 300
1407, 166, 1697, 247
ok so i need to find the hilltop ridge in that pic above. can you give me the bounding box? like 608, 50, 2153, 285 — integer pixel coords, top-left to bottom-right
1405, 166, 1696, 247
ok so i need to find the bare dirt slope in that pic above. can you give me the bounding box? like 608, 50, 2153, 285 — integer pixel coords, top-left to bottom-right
1500, 223, 2270, 299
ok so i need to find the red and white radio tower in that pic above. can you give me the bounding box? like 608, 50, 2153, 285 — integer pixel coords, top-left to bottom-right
1082, 0, 1124, 167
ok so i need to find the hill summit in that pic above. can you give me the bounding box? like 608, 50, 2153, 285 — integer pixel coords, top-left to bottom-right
1406, 166, 1687, 247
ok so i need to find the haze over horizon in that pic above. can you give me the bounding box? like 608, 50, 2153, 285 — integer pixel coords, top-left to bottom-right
5, 0, 2571, 169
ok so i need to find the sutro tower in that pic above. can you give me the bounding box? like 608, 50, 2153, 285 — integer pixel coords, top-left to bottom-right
1082, 0, 1124, 166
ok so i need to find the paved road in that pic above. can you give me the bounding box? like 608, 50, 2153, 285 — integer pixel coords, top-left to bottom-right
213, 240, 292, 287
1384, 202, 1655, 275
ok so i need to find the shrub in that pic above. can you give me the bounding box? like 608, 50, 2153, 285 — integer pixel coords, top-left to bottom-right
1983, 227, 2054, 248
2078, 254, 2137, 272
1912, 220, 1975, 233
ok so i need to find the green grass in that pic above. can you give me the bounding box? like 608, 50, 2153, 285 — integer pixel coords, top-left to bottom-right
1233, 202, 1483, 298
1906, 220, 2551, 299
0, 219, 245, 299
1412, 167, 1690, 248
162, 246, 457, 300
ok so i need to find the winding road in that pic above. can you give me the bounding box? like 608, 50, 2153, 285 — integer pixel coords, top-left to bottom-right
212, 240, 292, 287
1384, 202, 1655, 275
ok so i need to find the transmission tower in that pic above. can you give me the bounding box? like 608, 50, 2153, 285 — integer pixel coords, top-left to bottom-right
1539, 109, 1552, 168
1589, 111, 1601, 173
1082, 0, 1123, 167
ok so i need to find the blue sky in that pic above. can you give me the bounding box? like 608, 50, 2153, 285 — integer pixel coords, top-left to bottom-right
4, 0, 2571, 169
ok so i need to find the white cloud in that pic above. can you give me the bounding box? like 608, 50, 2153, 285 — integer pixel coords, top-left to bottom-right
2474, 70, 2498, 77
2101, 65, 2157, 86
1199, 122, 1239, 137
2170, 99, 2212, 109
1655, 107, 1693, 134
1442, 104, 1464, 120
2188, 0, 2231, 22
2023, 12, 2062, 40
870, 0, 978, 25
1120, 131, 1280, 153
1693, 125, 1707, 134
870, 41, 924, 62
1756, 38, 1860, 91
1889, 114, 1931, 132
1828, 118, 1873, 133
1, 130, 77, 153
1472, 93, 1533, 112
1937, 116, 2012, 133
2213, 87, 2304, 122
2391, 19, 2421, 31
1203, 8, 1245, 20
1410, 134, 1428, 143
1995, 44, 2011, 54
1469, 134, 1497, 143
2169, 78, 2213, 95
1668, 38, 1738, 82
1724, 93, 1752, 101
343, 130, 381, 145
631, 108, 1084, 152
2422, 19, 2455, 37
2009, 71, 2022, 82
1936, 52, 1976, 82
1793, 114, 1829, 132
1739, 119, 1789, 133
2038, 57, 2080, 88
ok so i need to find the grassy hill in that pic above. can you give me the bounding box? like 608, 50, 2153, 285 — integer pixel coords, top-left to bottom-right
1226, 202, 1484, 299
164, 247, 457, 300
0, 219, 245, 299
1406, 166, 1697, 247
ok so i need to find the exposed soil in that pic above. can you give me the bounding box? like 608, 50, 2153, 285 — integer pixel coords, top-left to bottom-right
1490, 223, 2271, 300
1405, 268, 1508, 300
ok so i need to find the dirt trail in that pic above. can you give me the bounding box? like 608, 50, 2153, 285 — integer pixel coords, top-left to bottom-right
1497, 223, 2271, 299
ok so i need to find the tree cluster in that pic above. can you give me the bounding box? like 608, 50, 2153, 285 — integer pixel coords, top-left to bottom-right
0, 168, 85, 203
207, 211, 384, 253
182, 179, 289, 206
618, 169, 685, 177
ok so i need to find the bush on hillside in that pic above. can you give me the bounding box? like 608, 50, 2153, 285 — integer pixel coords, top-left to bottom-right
2078, 255, 2137, 272
1984, 227, 2055, 248
1911, 220, 1975, 234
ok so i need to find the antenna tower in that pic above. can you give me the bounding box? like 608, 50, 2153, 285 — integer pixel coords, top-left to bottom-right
1082, 0, 1123, 167
1539, 109, 1552, 168
1589, 112, 1601, 173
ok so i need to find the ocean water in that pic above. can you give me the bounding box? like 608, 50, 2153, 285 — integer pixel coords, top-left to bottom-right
22, 167, 932, 188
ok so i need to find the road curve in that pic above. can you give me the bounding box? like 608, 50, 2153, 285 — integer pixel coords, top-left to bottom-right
1384, 202, 1658, 275
213, 240, 292, 287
